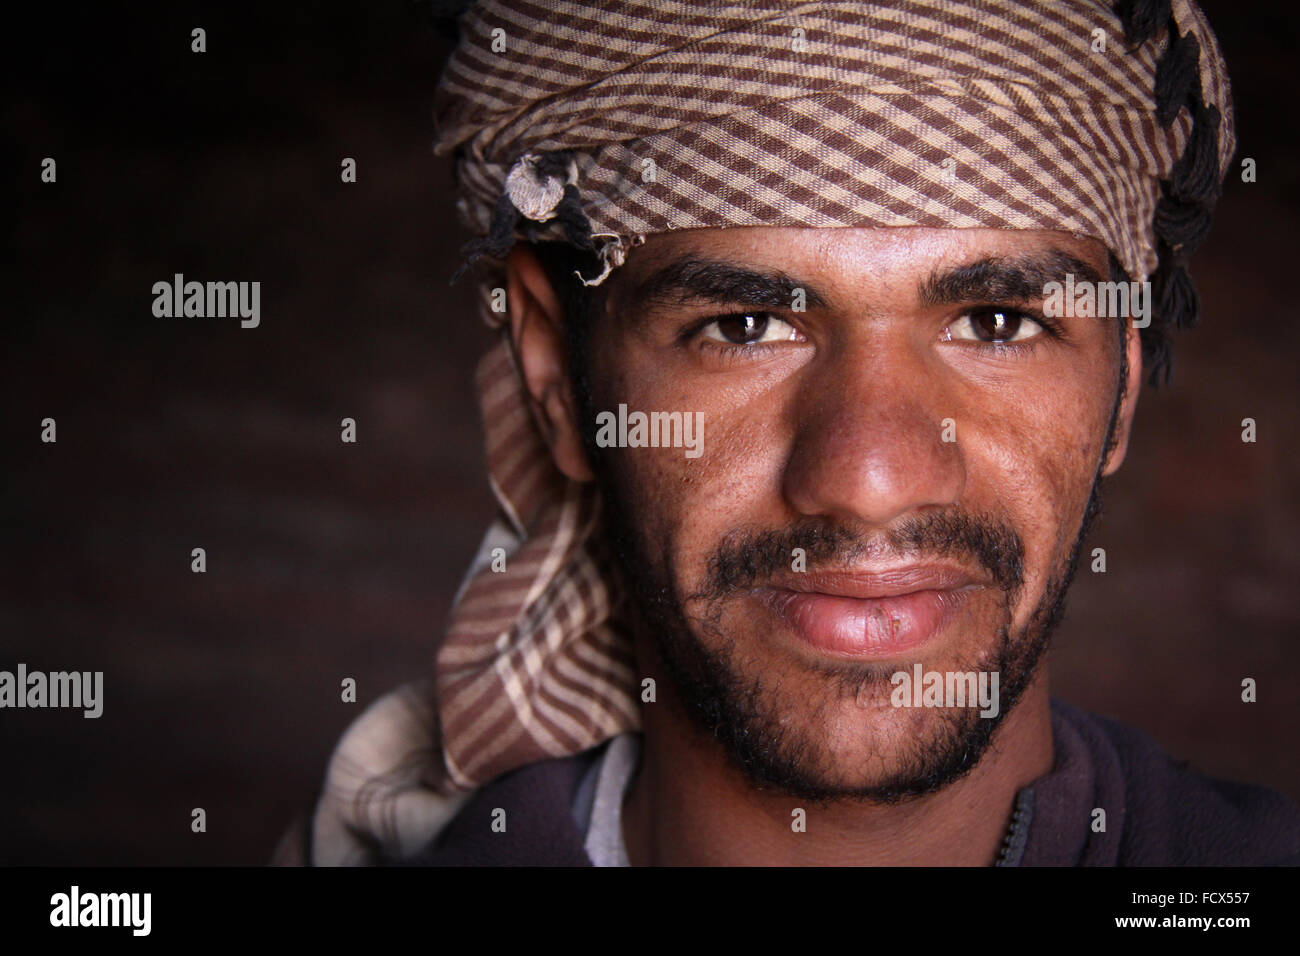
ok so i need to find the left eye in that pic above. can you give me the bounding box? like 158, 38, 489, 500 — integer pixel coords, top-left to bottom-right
944, 308, 1044, 344
701, 312, 803, 345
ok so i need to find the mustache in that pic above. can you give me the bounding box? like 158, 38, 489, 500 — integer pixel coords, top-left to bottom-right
699, 511, 1025, 599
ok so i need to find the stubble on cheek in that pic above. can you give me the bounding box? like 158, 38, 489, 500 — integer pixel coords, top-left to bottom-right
587, 356, 778, 607
596, 439, 1027, 797
974, 355, 1115, 636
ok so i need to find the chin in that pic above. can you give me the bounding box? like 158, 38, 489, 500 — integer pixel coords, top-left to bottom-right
664, 621, 1020, 803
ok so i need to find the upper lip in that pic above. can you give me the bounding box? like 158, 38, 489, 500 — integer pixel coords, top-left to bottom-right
755, 564, 987, 600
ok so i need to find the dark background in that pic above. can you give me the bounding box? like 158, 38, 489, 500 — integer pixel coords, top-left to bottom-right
2, 2, 1296, 865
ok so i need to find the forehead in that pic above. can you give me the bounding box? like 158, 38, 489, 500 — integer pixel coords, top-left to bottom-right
610, 225, 1110, 300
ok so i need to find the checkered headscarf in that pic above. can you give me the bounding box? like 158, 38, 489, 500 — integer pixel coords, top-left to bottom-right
311, 0, 1234, 863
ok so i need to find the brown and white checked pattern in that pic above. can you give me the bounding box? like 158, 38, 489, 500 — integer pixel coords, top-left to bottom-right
310, 0, 1234, 862
436, 0, 1234, 284
435, 342, 638, 788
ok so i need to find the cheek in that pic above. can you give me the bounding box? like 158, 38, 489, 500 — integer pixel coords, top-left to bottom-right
966, 368, 1114, 617
591, 352, 792, 591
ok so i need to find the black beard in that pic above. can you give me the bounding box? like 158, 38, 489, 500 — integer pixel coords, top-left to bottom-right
592, 468, 1107, 806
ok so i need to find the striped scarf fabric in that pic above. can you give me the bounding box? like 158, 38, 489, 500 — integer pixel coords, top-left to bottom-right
310, 0, 1235, 863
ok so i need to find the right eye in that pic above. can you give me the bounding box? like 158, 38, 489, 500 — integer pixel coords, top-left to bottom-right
700, 312, 804, 345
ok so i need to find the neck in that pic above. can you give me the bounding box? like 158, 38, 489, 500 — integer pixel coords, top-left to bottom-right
621, 646, 1054, 867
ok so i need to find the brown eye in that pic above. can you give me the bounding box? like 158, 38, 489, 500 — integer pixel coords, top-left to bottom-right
715, 312, 769, 343
970, 308, 1021, 341
700, 312, 802, 346
944, 308, 1044, 345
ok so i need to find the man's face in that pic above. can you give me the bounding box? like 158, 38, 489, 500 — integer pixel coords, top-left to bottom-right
528, 225, 1139, 803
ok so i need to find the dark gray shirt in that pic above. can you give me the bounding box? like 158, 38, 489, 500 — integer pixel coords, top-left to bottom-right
405, 698, 1300, 866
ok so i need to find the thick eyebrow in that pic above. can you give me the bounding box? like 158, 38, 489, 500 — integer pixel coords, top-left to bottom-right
619, 255, 830, 312
616, 247, 1102, 314
919, 249, 1102, 306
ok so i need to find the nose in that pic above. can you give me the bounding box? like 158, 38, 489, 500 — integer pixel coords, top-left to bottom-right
781, 337, 965, 528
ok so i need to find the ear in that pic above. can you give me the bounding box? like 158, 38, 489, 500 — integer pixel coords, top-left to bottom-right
505, 244, 595, 482
1100, 318, 1144, 477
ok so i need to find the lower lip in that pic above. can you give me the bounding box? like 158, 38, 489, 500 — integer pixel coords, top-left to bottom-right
759, 588, 972, 658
